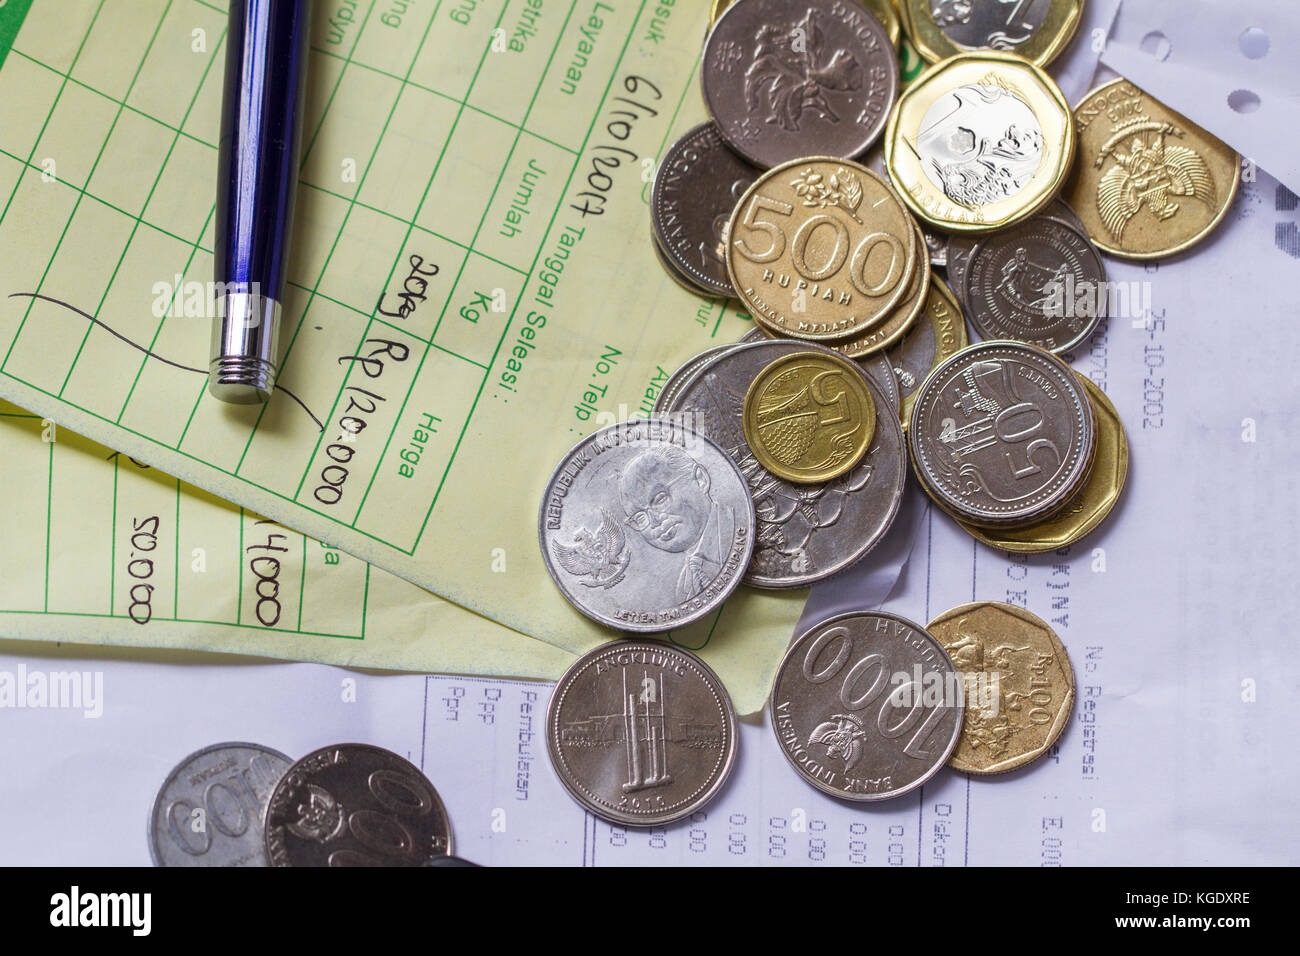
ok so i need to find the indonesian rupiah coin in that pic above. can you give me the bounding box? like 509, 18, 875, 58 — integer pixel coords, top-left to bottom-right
963, 211, 1106, 353
263, 744, 452, 866
742, 350, 877, 484
901, 0, 1083, 67
908, 340, 1095, 527
1064, 77, 1241, 259
927, 602, 1075, 774
703, 0, 899, 168
546, 641, 738, 827
822, 217, 931, 358
664, 340, 906, 588
653, 344, 739, 416
885, 52, 1075, 233
149, 742, 291, 867
770, 611, 963, 801
651, 122, 760, 297
651, 227, 715, 297
539, 419, 755, 631
727, 157, 918, 341
884, 276, 967, 430
956, 375, 1128, 552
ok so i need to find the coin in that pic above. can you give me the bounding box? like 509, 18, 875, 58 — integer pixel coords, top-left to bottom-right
909, 340, 1095, 527
653, 344, 738, 415
651, 227, 714, 297
710, 0, 902, 48
148, 742, 291, 867
884, 276, 967, 430
923, 226, 949, 267
886, 52, 1075, 233
727, 157, 918, 340
1064, 77, 1241, 260
963, 211, 1106, 353
651, 122, 760, 297
956, 375, 1128, 552
927, 601, 1074, 774
703, 0, 899, 169
665, 340, 906, 588
902, 0, 1083, 67
539, 419, 755, 631
823, 217, 931, 358
770, 611, 963, 801
743, 350, 877, 483
944, 232, 977, 311
546, 641, 738, 827
742, 323, 903, 412
263, 744, 452, 866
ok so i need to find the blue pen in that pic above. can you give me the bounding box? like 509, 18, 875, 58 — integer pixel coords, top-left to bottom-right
209, 0, 311, 404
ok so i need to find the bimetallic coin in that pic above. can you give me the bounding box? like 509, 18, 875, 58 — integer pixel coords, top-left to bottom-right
909, 340, 1095, 527
703, 0, 899, 168
665, 340, 906, 588
823, 218, 931, 358
964, 213, 1106, 353
539, 419, 755, 631
886, 52, 1074, 233
957, 375, 1128, 552
885, 276, 967, 430
651, 122, 760, 297
653, 344, 738, 416
546, 641, 738, 827
902, 0, 1083, 67
927, 602, 1075, 774
771, 611, 963, 801
1065, 78, 1241, 260
727, 157, 918, 340
149, 742, 290, 867
263, 744, 451, 866
743, 351, 876, 484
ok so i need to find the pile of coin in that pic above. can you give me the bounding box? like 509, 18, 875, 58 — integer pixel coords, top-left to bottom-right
148, 741, 473, 867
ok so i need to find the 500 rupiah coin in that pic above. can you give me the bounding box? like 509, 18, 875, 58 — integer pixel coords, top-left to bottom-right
727, 157, 918, 341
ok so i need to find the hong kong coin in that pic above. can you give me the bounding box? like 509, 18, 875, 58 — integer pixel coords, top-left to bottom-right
743, 350, 876, 484
546, 641, 738, 827
539, 419, 756, 631
727, 157, 918, 340
149, 742, 291, 867
653, 344, 738, 416
742, 323, 902, 412
651, 122, 760, 297
927, 602, 1075, 774
703, 0, 899, 168
711, 0, 902, 49
902, 0, 1083, 67
264, 744, 451, 866
665, 340, 905, 588
909, 340, 1096, 527
1065, 77, 1241, 260
823, 218, 931, 358
886, 52, 1074, 233
884, 276, 968, 430
957, 376, 1128, 552
771, 611, 963, 801
963, 212, 1106, 353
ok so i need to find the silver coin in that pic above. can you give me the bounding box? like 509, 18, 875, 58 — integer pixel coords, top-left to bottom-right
944, 233, 977, 316
923, 226, 949, 268
1040, 196, 1088, 234
651, 122, 759, 297
770, 610, 963, 801
928, 0, 1053, 52
702, 0, 899, 168
539, 419, 756, 631
653, 344, 740, 416
964, 213, 1106, 353
264, 744, 452, 866
664, 341, 906, 588
148, 742, 291, 867
651, 226, 714, 297
736, 325, 901, 412
909, 340, 1095, 526
739, 326, 766, 343
918, 80, 1044, 206
546, 640, 738, 826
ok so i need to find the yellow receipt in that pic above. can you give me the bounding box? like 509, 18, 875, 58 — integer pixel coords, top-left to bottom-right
0, 0, 805, 711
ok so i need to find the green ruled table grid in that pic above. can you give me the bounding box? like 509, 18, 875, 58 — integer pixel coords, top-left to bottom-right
0, 0, 698, 560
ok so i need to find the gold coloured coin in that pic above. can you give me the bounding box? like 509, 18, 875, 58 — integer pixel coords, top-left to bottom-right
822, 218, 930, 359
1064, 77, 1241, 260
901, 0, 1083, 68
726, 156, 918, 341
886, 275, 967, 430
885, 52, 1075, 234
742, 350, 877, 483
927, 601, 1075, 774
956, 375, 1127, 552
709, 0, 901, 48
